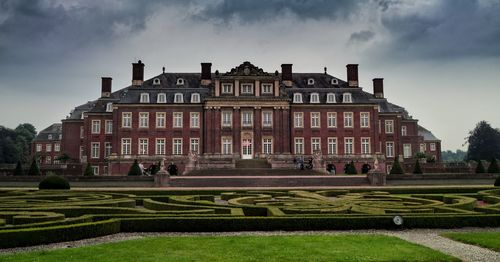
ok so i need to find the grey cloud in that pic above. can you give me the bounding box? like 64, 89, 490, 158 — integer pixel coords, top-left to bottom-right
349, 30, 375, 43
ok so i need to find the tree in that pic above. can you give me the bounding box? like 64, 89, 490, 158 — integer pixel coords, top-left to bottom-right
487, 158, 500, 173
13, 161, 24, 176
83, 163, 94, 176
413, 159, 423, 174
475, 160, 486, 173
466, 121, 500, 161
441, 150, 467, 162
128, 160, 142, 176
390, 157, 404, 174
27, 156, 41, 176
56, 153, 71, 164
0, 124, 36, 164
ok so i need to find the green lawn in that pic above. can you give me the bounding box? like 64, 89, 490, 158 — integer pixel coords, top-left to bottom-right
441, 231, 500, 252
0, 234, 458, 262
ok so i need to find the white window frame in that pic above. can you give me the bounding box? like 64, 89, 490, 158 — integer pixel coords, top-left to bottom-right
342, 92, 352, 103
173, 112, 183, 128
385, 120, 394, 134
222, 111, 232, 127
294, 112, 303, 128
122, 112, 132, 128
190, 112, 200, 128
420, 143, 426, 153
262, 111, 273, 127
91, 142, 100, 159
222, 83, 233, 94
157, 93, 167, 103
46, 144, 52, 152
156, 112, 166, 128
430, 143, 436, 151
326, 93, 336, 103
139, 112, 149, 128
262, 138, 273, 154
153, 78, 161, 85
156, 138, 165, 155
138, 138, 148, 155
106, 102, 113, 112
344, 112, 353, 128
241, 83, 254, 94
403, 144, 412, 158
307, 78, 315, 85
327, 112, 337, 128
361, 137, 371, 155
241, 111, 253, 127
344, 137, 354, 155
310, 112, 320, 128
121, 138, 131, 155
91, 120, 101, 134
105, 120, 113, 134
310, 93, 320, 103
176, 78, 185, 85
311, 137, 321, 153
222, 137, 233, 155
190, 138, 200, 154
173, 138, 183, 155
294, 137, 304, 155
140, 93, 150, 103
328, 137, 337, 155
46, 156, 52, 164
36, 144, 42, 152
293, 93, 303, 103
191, 93, 200, 103
360, 112, 370, 128
401, 126, 407, 136
92, 166, 99, 176
386, 141, 394, 158
261, 83, 273, 94
174, 93, 184, 103
54, 143, 60, 152
48, 134, 52, 140
105, 142, 112, 157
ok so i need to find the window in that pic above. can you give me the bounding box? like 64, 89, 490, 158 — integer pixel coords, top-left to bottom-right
54, 143, 60, 152
261, 83, 273, 94
80, 126, 84, 138
241, 111, 253, 127
420, 143, 426, 152
153, 78, 161, 85
140, 93, 150, 103
191, 93, 200, 103
327, 93, 336, 103
307, 78, 315, 85
222, 111, 232, 127
138, 138, 148, 155
36, 144, 42, 152
105, 120, 113, 134
92, 166, 99, 176
80, 146, 84, 160
105, 142, 112, 157
91, 142, 100, 158
173, 112, 183, 128
156, 138, 165, 155
122, 113, 132, 128
401, 126, 407, 136
294, 112, 303, 128
311, 138, 321, 153
262, 111, 273, 127
360, 112, 370, 128
241, 83, 253, 94
121, 138, 131, 155
344, 138, 354, 155
361, 138, 371, 154
342, 92, 352, 103
386, 142, 394, 158
403, 144, 412, 158
139, 113, 149, 128
46, 156, 51, 164
222, 137, 232, 154
106, 103, 113, 112
157, 93, 166, 103
385, 120, 394, 134
48, 134, 53, 140
344, 112, 353, 128
59, 134, 62, 140
293, 93, 303, 103
430, 143, 436, 151
331, 78, 338, 85
294, 138, 304, 154
311, 112, 320, 128
190, 112, 200, 128
190, 138, 200, 154
91, 120, 101, 134
173, 138, 182, 155
263, 138, 273, 154
46, 144, 52, 152
156, 112, 166, 128
222, 83, 233, 94
327, 112, 337, 128
174, 93, 183, 103
176, 78, 184, 85
328, 138, 337, 155
310, 93, 320, 103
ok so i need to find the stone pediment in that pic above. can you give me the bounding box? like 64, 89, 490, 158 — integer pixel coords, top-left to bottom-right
223, 61, 272, 76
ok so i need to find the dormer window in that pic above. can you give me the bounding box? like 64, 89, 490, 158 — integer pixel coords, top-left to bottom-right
191, 93, 200, 103
342, 92, 352, 103
153, 78, 161, 85
331, 78, 338, 85
176, 78, 185, 85
140, 93, 150, 103
59, 134, 62, 139
157, 93, 166, 103
293, 93, 303, 103
241, 83, 253, 94
261, 83, 273, 94
307, 78, 315, 85
327, 93, 336, 103
174, 93, 184, 103
310, 93, 320, 103
48, 134, 53, 140
106, 102, 113, 112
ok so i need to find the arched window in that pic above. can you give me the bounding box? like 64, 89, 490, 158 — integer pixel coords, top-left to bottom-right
191, 93, 200, 103
140, 93, 150, 103
310, 93, 320, 103
342, 92, 353, 103
176, 78, 185, 85
153, 78, 161, 85
174, 93, 184, 103
293, 93, 303, 103
331, 78, 338, 85
106, 102, 113, 112
307, 78, 315, 85
157, 93, 166, 103
326, 93, 336, 103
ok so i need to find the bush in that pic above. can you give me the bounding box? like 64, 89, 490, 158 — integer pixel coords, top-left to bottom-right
28, 156, 41, 176
83, 163, 94, 176
390, 157, 404, 174
476, 160, 486, 173
128, 160, 143, 176
413, 159, 423, 174
13, 161, 24, 176
38, 173, 71, 190
487, 158, 500, 173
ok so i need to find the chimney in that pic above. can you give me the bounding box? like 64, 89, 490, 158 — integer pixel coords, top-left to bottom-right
101, 77, 112, 98
201, 62, 212, 85
346, 64, 359, 87
373, 78, 384, 98
132, 60, 144, 86
281, 64, 293, 87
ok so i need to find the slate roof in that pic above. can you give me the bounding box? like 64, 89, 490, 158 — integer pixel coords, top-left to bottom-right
34, 123, 62, 141
418, 125, 440, 141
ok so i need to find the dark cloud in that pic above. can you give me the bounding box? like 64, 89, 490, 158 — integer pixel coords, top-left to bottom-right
349, 30, 375, 43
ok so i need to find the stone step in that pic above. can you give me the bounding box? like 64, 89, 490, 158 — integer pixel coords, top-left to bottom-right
185, 168, 324, 176
235, 159, 271, 169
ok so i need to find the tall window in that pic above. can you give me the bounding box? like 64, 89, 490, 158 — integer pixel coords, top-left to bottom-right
173, 112, 183, 128
122, 113, 132, 128
360, 112, 370, 128
105, 142, 112, 157
222, 83, 233, 94
361, 138, 371, 154
121, 139, 131, 155
173, 138, 182, 155
140, 93, 150, 103
54, 143, 60, 152
139, 113, 149, 128
386, 142, 394, 157
263, 138, 273, 154
294, 112, 303, 128
46, 156, 52, 164
80, 126, 84, 138
138, 138, 148, 155
293, 93, 303, 103
36, 144, 42, 152
344, 112, 353, 128
91, 142, 100, 158
403, 144, 412, 158
401, 126, 407, 136
241, 83, 253, 94
241, 111, 253, 127
105, 120, 113, 134
344, 138, 354, 155
327, 112, 337, 128
327, 93, 336, 103
174, 93, 184, 103
310, 93, 320, 103
222, 137, 233, 154
311, 112, 320, 128
157, 93, 166, 103
385, 120, 394, 134
420, 143, 426, 153
262, 111, 273, 127
46, 144, 52, 152
294, 138, 304, 154
156, 138, 165, 155
190, 138, 200, 154
190, 112, 200, 128
328, 137, 337, 155
261, 83, 273, 94
430, 143, 436, 151
156, 112, 166, 128
311, 138, 321, 153
91, 120, 101, 134
222, 111, 232, 127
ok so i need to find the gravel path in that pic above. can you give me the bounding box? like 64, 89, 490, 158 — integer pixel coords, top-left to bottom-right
1, 228, 499, 261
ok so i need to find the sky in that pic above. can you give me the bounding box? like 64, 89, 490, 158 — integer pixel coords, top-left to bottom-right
1, 0, 499, 151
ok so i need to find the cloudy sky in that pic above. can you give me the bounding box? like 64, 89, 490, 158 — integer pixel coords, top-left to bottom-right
1, 0, 499, 151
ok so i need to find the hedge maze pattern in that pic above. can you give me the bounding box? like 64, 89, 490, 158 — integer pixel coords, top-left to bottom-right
0, 188, 499, 248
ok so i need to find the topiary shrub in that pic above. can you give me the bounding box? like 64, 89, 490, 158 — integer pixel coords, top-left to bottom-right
390, 157, 404, 174
83, 163, 94, 176
13, 161, 24, 176
39, 173, 70, 190
413, 159, 423, 174
487, 158, 499, 173
475, 160, 486, 173
128, 160, 143, 176
28, 156, 41, 176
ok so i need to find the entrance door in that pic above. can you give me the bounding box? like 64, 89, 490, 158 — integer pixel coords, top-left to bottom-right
242, 138, 253, 159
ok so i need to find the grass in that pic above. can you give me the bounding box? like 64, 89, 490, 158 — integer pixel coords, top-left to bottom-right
441, 231, 500, 252
0, 234, 458, 262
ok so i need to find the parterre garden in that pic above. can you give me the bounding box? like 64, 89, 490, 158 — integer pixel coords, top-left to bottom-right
0, 187, 499, 248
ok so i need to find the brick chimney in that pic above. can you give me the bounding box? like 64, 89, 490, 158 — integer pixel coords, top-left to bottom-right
346, 64, 359, 87
101, 77, 112, 98
373, 78, 384, 98
132, 60, 144, 86
201, 62, 212, 85
281, 64, 293, 87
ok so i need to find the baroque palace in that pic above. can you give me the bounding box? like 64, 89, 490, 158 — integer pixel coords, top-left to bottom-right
33, 61, 441, 175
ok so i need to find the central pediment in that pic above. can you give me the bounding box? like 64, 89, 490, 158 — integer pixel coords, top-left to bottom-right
223, 61, 273, 76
